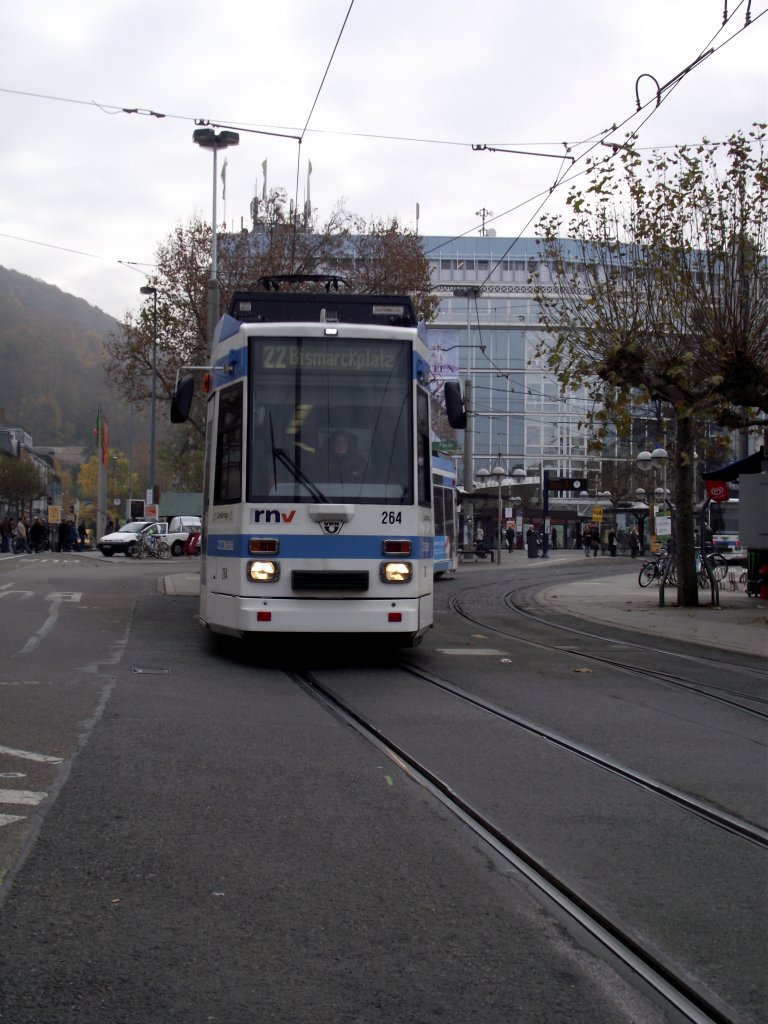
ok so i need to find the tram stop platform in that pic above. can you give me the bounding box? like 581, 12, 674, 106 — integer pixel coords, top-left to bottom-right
455, 547, 767, 659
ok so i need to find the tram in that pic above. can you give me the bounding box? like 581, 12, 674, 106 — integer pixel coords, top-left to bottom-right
432, 454, 458, 577
171, 283, 435, 645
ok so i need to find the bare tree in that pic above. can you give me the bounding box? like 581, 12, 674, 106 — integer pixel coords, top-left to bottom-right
105, 195, 436, 491
535, 127, 768, 606
0, 458, 46, 517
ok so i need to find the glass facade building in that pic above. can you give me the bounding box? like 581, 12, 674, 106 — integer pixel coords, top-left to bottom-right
422, 235, 601, 490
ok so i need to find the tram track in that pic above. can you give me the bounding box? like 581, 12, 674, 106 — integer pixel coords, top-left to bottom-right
395, 661, 768, 847
290, 665, 750, 1024
444, 584, 768, 720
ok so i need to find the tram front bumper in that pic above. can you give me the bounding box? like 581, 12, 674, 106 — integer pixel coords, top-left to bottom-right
202, 592, 431, 637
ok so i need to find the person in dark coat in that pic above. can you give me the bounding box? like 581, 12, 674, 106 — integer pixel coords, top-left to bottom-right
526, 527, 538, 558
629, 527, 640, 558
589, 525, 600, 557
505, 526, 516, 553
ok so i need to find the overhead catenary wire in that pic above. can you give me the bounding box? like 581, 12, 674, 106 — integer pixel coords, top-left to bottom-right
0, 3, 764, 279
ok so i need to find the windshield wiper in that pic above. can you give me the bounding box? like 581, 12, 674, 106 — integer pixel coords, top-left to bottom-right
270, 417, 328, 502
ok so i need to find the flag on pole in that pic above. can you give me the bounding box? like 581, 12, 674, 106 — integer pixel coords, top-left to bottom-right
261, 159, 267, 200
95, 410, 108, 466
221, 158, 228, 201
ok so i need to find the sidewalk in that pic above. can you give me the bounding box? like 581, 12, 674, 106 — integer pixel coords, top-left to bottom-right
458, 548, 768, 659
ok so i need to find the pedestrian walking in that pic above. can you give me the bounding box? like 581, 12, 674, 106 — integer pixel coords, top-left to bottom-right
589, 525, 600, 557
550, 527, 558, 550
608, 528, 617, 557
629, 527, 640, 559
582, 526, 591, 556
505, 525, 516, 553
30, 517, 44, 552
526, 526, 538, 559
15, 516, 30, 553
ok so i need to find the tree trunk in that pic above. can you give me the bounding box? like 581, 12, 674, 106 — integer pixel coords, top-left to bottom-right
675, 414, 699, 607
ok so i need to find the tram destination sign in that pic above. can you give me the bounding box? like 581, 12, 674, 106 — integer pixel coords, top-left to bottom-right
256, 341, 400, 372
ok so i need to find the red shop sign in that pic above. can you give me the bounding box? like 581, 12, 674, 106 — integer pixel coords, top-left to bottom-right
706, 480, 730, 502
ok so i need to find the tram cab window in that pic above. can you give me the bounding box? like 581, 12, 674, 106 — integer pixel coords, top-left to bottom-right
247, 335, 414, 504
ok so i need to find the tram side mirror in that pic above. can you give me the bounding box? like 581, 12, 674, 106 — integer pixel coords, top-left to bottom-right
444, 380, 467, 430
170, 376, 195, 423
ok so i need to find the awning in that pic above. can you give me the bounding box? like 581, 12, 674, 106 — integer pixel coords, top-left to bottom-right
702, 446, 766, 482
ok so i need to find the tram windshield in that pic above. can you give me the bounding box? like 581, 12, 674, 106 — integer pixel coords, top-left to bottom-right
247, 335, 414, 503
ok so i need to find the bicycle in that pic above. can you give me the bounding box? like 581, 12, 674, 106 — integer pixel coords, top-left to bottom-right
134, 532, 171, 559
638, 555, 662, 587
695, 551, 728, 588
637, 549, 676, 588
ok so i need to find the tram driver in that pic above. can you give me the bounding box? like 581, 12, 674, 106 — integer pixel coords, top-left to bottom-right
320, 430, 366, 483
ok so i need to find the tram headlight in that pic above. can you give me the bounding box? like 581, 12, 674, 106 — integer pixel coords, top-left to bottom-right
380, 561, 412, 583
247, 560, 280, 582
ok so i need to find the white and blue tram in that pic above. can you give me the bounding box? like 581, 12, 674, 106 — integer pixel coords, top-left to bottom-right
173, 286, 435, 645
432, 454, 458, 577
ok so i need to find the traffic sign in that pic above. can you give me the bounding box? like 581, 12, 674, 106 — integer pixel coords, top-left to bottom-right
591, 506, 603, 522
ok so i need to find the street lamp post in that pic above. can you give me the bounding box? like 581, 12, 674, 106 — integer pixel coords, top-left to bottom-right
139, 286, 158, 504
490, 463, 505, 563
511, 468, 526, 548
636, 447, 668, 553
193, 128, 240, 349
452, 286, 482, 491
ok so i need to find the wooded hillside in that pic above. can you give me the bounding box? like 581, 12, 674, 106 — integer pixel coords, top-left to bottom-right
0, 266, 141, 451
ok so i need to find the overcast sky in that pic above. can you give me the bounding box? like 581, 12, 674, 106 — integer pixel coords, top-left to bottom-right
1, 0, 765, 320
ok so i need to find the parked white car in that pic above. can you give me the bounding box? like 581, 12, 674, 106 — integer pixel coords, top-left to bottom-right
97, 520, 162, 557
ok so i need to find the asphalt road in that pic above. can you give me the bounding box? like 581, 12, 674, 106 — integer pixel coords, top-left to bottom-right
0, 551, 763, 1024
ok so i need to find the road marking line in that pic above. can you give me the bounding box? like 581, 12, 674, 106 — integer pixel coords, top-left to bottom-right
0, 789, 47, 805
17, 594, 64, 654
0, 813, 26, 827
0, 745, 64, 764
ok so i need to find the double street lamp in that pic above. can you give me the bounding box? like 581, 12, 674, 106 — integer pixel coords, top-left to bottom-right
636, 447, 668, 552
193, 128, 240, 349
477, 462, 522, 561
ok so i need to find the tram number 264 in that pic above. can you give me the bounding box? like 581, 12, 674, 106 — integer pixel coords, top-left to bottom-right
382, 510, 403, 525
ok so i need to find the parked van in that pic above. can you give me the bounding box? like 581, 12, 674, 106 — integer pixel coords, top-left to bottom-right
166, 516, 202, 556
